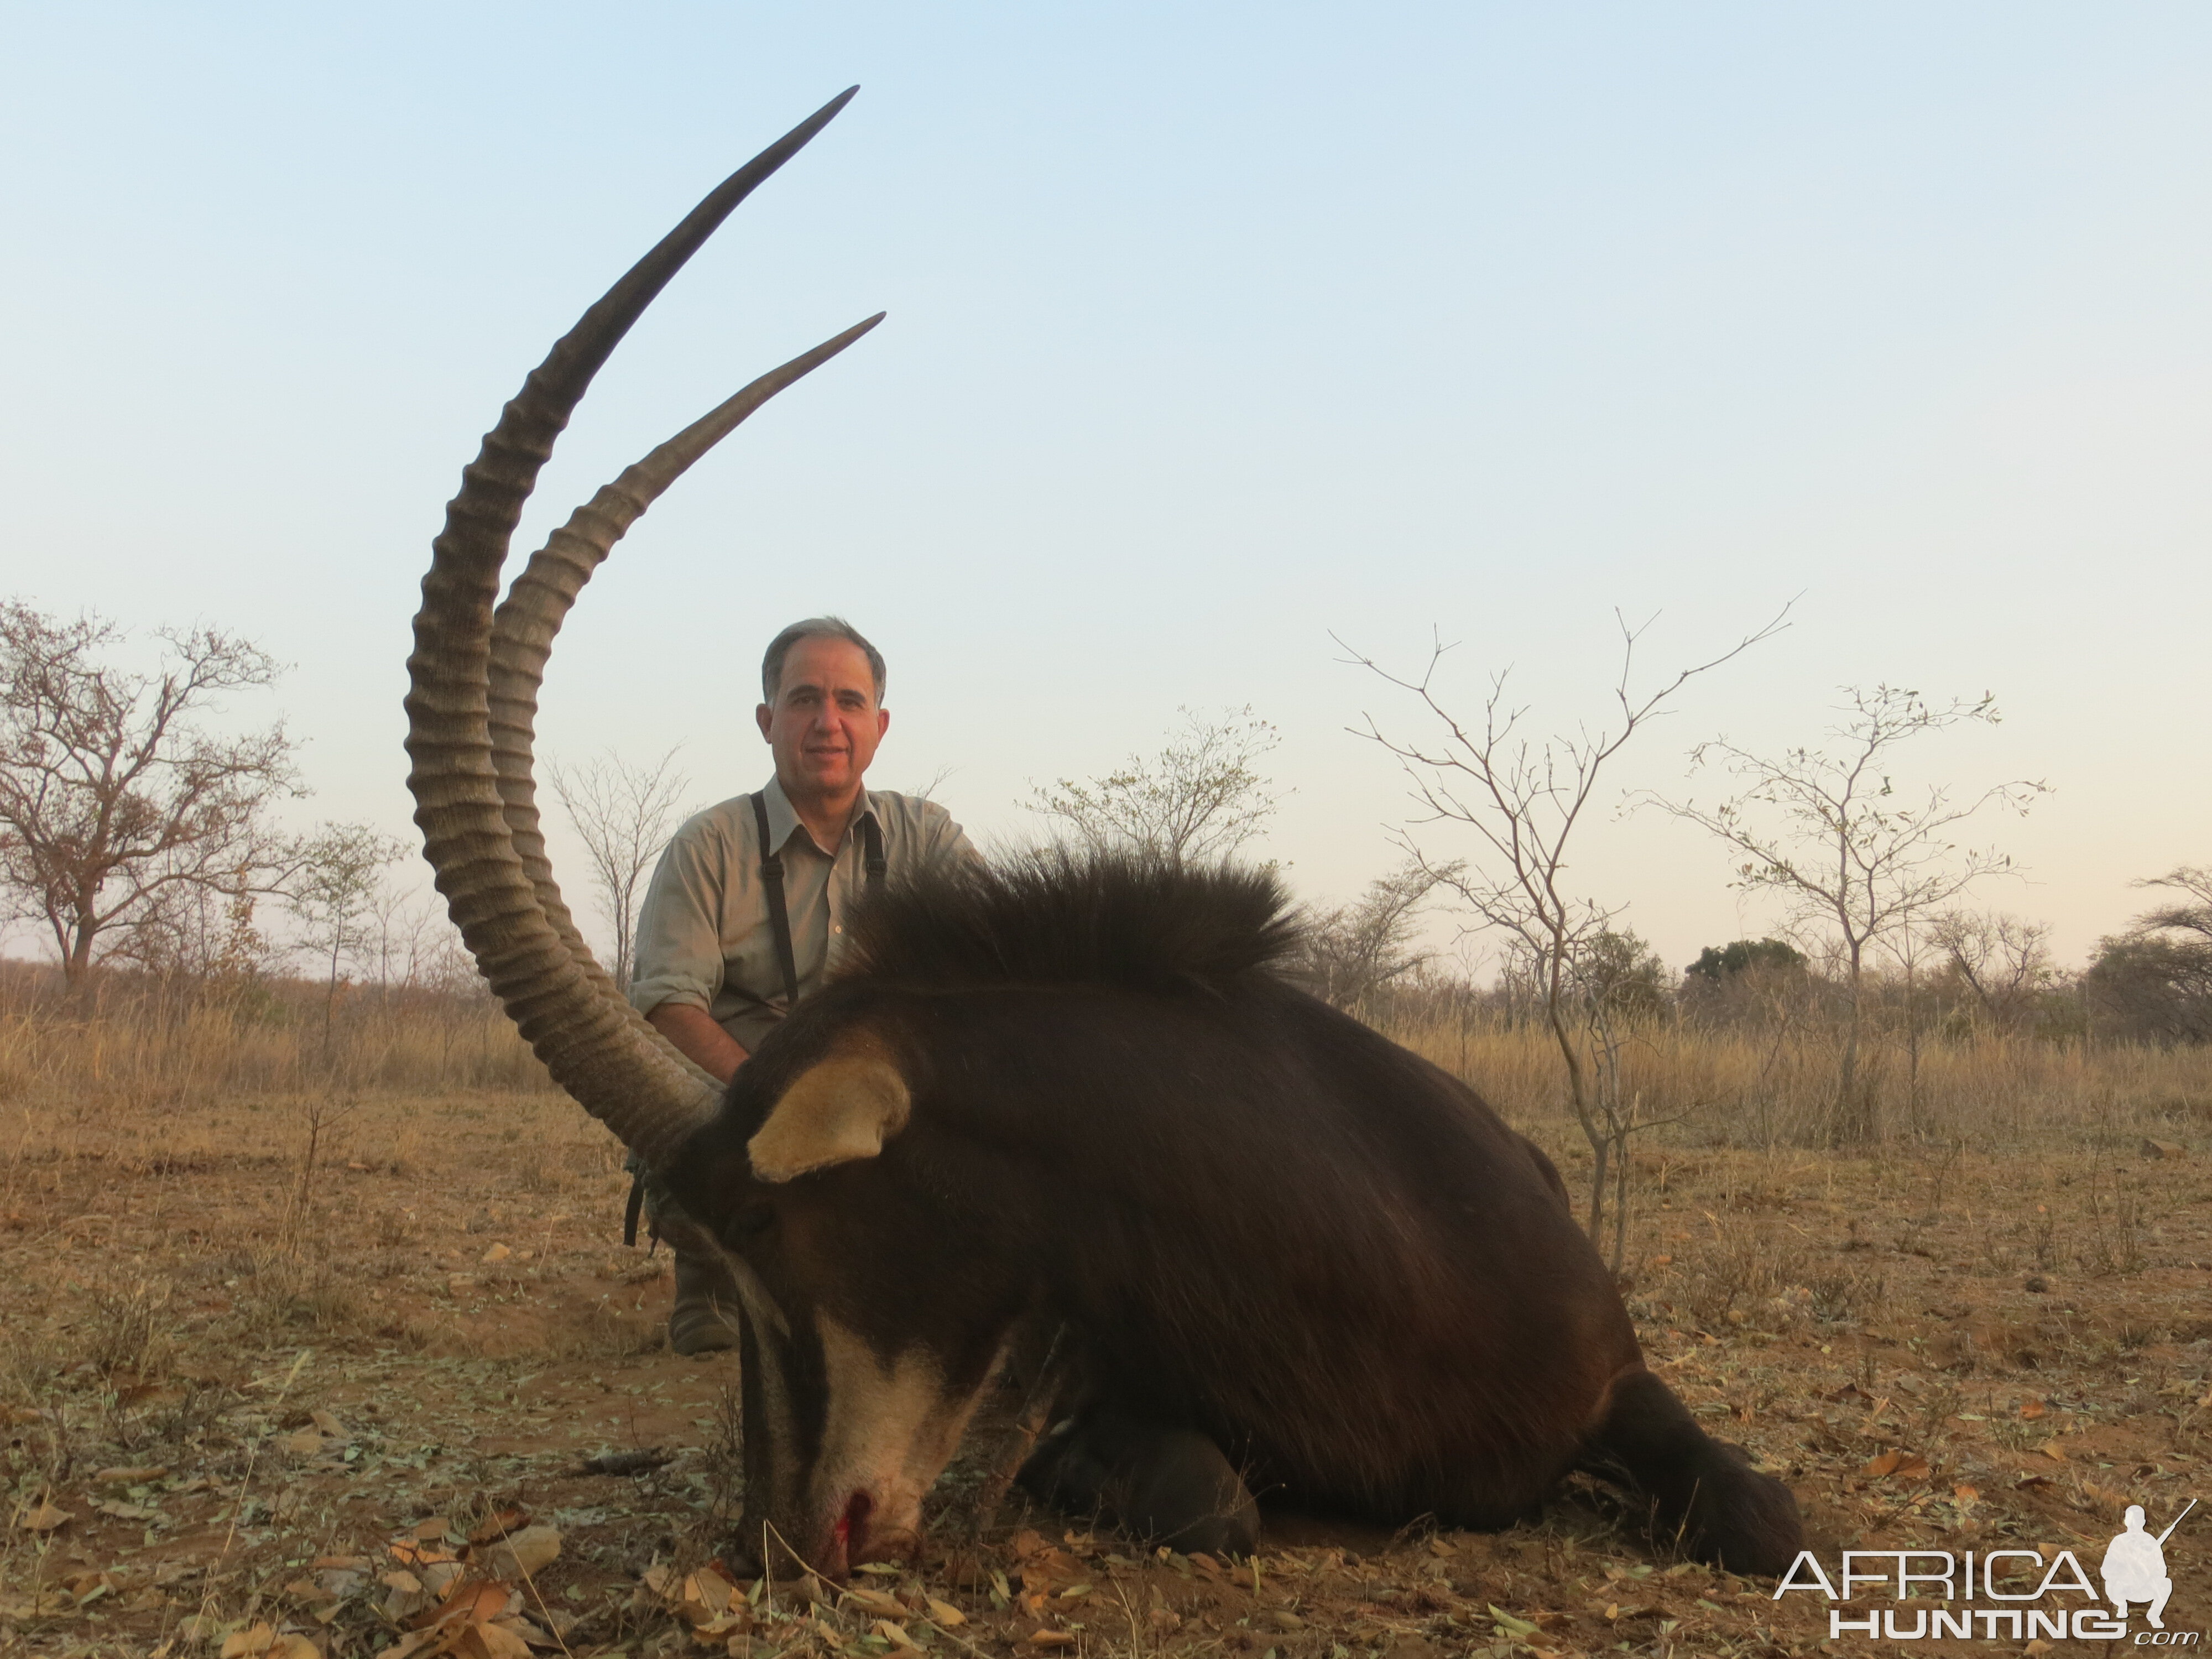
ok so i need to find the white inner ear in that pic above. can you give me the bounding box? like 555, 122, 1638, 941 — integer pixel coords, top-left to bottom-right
748, 1055, 912, 1183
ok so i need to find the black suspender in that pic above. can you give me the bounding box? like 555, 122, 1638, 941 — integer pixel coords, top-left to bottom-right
753, 791, 887, 1013
625, 796, 884, 1250
860, 811, 886, 889
752, 791, 801, 1009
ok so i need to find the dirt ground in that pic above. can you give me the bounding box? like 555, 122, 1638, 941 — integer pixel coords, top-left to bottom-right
2, 1088, 2206, 1658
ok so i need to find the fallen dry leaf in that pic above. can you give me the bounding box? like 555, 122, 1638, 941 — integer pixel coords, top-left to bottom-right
670, 1566, 742, 1629
925, 1597, 967, 1627
1865, 1449, 1903, 1477
1489, 1605, 1542, 1637
688, 1566, 735, 1614
2020, 1397, 2047, 1420
843, 1585, 906, 1620
468, 1505, 529, 1546
2038, 1439, 2067, 1461
221, 1623, 277, 1659
480, 1525, 560, 1581
454, 1623, 531, 1659
504, 1614, 562, 1650
481, 1243, 511, 1263
1953, 1484, 1981, 1506
411, 1576, 513, 1631
310, 1408, 347, 1438
94, 1464, 168, 1484
1027, 1633, 1077, 1649
368, 1627, 446, 1659
14, 1500, 72, 1532
279, 1429, 325, 1456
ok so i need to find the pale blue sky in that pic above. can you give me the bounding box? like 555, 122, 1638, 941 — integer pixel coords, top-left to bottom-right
4, 4, 2207, 971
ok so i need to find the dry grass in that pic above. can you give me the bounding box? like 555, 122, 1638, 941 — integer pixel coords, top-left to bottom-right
0, 960, 556, 1110
0, 998, 2206, 1657
1386, 1009, 2212, 1152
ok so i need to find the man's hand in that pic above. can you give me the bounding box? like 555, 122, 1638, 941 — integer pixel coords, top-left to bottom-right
645, 1003, 748, 1086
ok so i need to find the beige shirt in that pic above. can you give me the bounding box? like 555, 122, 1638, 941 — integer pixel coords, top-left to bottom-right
628, 776, 977, 1055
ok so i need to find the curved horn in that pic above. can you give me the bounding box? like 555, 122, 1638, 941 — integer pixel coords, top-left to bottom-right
405, 89, 875, 1165
483, 317, 885, 1096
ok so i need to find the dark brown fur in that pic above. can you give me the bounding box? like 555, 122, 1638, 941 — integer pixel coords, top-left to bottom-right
667, 853, 1802, 1572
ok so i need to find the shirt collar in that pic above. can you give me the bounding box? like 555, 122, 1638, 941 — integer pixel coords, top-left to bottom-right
760, 774, 876, 857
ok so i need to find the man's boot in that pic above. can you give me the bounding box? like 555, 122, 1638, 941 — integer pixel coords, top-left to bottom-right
667, 1239, 744, 1356
635, 1168, 742, 1357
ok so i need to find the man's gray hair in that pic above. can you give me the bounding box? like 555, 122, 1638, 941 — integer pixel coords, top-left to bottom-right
760, 616, 888, 705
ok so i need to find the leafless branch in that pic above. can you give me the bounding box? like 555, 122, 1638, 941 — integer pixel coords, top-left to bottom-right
548, 746, 693, 993
0, 601, 302, 987
1340, 604, 1787, 1262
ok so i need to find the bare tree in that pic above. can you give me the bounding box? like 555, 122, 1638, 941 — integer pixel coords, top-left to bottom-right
1027, 707, 1281, 868
1344, 609, 1783, 1269
1647, 685, 2046, 1142
1296, 859, 1437, 1011
0, 601, 301, 988
893, 763, 957, 803
285, 822, 410, 1044
363, 878, 451, 993
121, 873, 280, 991
547, 746, 692, 993
1929, 909, 2055, 1032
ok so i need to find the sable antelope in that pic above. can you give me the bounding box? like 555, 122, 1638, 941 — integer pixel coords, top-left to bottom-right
405, 90, 1805, 1583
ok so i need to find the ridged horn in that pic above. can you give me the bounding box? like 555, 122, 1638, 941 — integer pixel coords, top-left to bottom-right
485, 319, 885, 1070
405, 88, 875, 1166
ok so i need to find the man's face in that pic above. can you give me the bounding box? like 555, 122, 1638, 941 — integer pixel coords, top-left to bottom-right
757, 637, 889, 805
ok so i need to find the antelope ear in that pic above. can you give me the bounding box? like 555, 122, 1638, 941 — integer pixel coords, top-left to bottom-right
747, 1056, 912, 1183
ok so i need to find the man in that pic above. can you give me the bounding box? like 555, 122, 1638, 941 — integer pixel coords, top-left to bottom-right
627, 616, 977, 1352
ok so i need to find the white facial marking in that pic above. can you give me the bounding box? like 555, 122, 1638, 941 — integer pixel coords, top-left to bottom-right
806, 1314, 1000, 1564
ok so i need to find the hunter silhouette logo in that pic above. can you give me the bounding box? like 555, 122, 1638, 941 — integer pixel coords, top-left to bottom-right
2105, 1500, 2193, 1631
